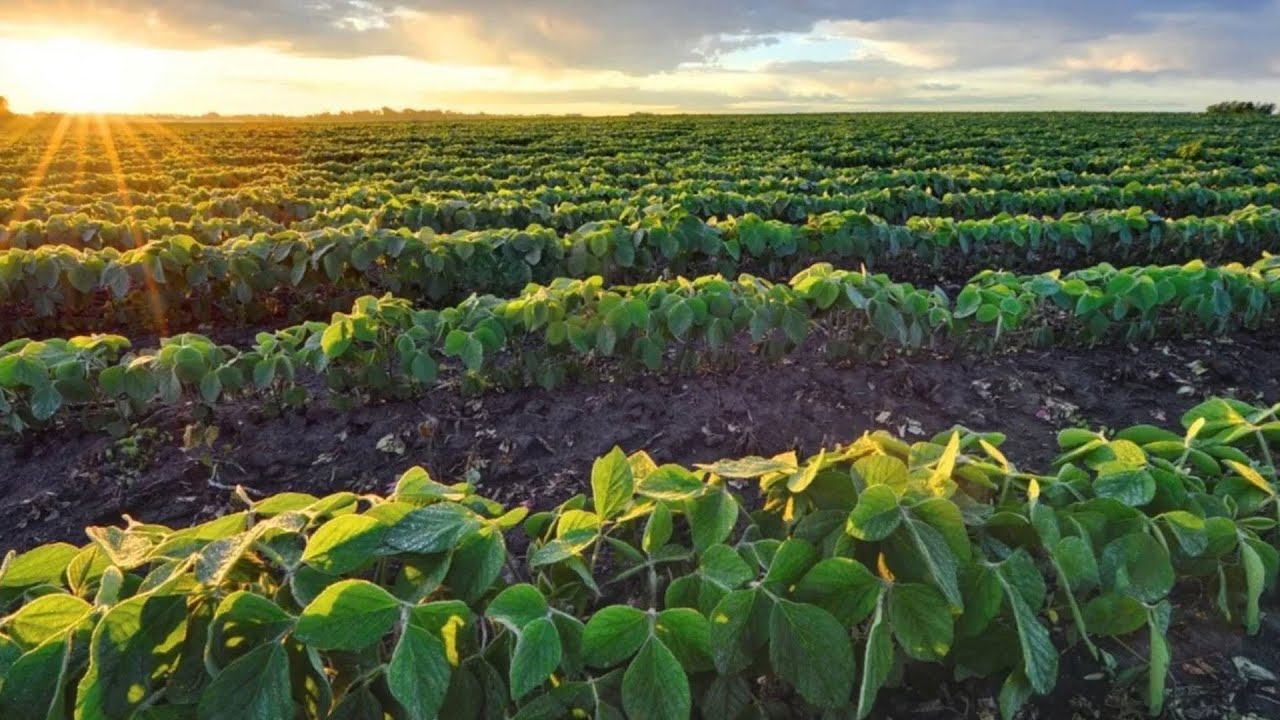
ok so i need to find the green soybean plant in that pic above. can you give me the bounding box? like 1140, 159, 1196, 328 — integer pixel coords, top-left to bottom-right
2, 400, 1278, 718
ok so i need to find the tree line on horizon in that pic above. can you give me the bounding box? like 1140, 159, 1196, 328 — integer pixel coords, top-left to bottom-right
1206, 101, 1276, 115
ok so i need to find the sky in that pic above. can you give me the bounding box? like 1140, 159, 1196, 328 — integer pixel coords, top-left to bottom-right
0, 1, 1278, 115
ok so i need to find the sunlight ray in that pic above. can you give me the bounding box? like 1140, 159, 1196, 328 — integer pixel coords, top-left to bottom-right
95, 115, 169, 336
70, 115, 90, 190
132, 116, 210, 166
111, 116, 163, 174
5, 113, 72, 231
0, 115, 39, 151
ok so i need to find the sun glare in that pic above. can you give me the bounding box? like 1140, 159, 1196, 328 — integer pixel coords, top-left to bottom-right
5, 37, 161, 113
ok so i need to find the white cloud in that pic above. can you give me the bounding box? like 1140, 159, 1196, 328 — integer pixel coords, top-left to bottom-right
0, 0, 1277, 113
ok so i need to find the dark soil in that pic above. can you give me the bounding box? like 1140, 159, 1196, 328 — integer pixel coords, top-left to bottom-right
2, 331, 1279, 718
5, 330, 1277, 552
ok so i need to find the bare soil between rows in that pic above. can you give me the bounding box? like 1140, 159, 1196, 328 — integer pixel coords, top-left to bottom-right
2, 333, 1280, 718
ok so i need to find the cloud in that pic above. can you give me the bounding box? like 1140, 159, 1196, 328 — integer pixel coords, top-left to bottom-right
1, 0, 1277, 113
3, 0, 1273, 75
1047, 8, 1280, 82
427, 85, 846, 112
821, 1, 1280, 81
0, 1, 839, 71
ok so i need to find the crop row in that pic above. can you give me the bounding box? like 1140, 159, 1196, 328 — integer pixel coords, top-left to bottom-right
1, 397, 1277, 718
10, 181, 1280, 250
248, 180, 1280, 237
1, 253, 1276, 433
6, 202, 1280, 336
7, 113, 1280, 213
6, 115, 1279, 202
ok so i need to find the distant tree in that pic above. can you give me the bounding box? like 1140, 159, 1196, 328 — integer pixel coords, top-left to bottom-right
0, 96, 10, 117
1206, 101, 1276, 115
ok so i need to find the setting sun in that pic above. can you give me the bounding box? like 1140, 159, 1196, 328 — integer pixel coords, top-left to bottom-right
2, 36, 160, 113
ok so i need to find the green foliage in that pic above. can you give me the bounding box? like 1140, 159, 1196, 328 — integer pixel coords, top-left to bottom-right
11, 199, 1280, 339
9, 250, 1280, 432
6, 113, 1280, 718
1175, 139, 1206, 161
1206, 101, 1276, 116
6, 111, 1280, 345
2, 403, 1278, 718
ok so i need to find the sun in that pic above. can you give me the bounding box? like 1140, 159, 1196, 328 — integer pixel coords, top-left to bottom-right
6, 37, 161, 113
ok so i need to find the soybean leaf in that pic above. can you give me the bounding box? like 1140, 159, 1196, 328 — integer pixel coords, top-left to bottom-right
301, 514, 387, 575
446, 527, 507, 604
708, 589, 766, 675
75, 594, 188, 720
846, 485, 901, 541
592, 447, 635, 519
852, 455, 908, 492
583, 605, 649, 668
488, 585, 548, 630
510, 617, 562, 700
903, 518, 963, 608
1052, 536, 1100, 592
1000, 550, 1047, 611
793, 557, 881, 627
643, 503, 674, 553
999, 669, 1033, 720
1227, 460, 1276, 498
889, 583, 953, 662
4, 593, 92, 650
638, 465, 705, 500
294, 580, 400, 651
762, 539, 818, 592
529, 527, 598, 568
1159, 511, 1208, 557
196, 641, 292, 720
911, 498, 972, 561
0, 635, 20, 676
208, 591, 294, 667
927, 432, 961, 490
786, 451, 825, 493
1, 543, 79, 589
956, 564, 1003, 638
687, 491, 739, 553
666, 302, 694, 339
857, 594, 893, 720
998, 569, 1058, 695
622, 638, 691, 720
388, 625, 452, 720
655, 608, 713, 673
700, 544, 754, 592
0, 634, 72, 720
1083, 593, 1148, 636
768, 599, 855, 708
551, 612, 586, 677
697, 456, 798, 479
382, 503, 482, 555
1242, 541, 1265, 635
1100, 533, 1173, 603
1094, 468, 1155, 507
1148, 619, 1170, 715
